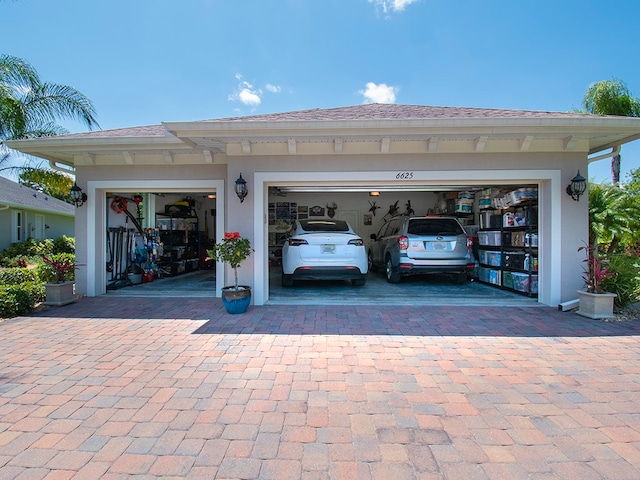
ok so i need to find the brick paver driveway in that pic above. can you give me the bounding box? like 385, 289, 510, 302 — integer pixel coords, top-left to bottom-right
1, 296, 639, 479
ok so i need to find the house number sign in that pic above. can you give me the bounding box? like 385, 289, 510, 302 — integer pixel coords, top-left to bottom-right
396, 172, 414, 179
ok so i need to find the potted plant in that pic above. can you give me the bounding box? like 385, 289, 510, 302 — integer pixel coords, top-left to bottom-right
41, 254, 77, 306
207, 232, 253, 314
576, 244, 617, 319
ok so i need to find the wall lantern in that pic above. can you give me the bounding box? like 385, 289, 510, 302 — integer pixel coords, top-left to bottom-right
566, 170, 587, 202
69, 182, 87, 208
235, 173, 248, 203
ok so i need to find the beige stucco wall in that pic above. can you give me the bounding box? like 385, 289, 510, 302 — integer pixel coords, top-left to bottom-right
72, 151, 588, 306
230, 151, 588, 305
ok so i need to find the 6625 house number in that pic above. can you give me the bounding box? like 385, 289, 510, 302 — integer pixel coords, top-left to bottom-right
396, 172, 414, 179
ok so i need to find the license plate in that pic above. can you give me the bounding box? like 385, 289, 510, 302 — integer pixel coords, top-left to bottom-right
427, 241, 447, 251
322, 244, 336, 254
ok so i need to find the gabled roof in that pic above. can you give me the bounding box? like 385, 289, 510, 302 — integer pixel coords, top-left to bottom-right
0, 176, 75, 216
46, 104, 597, 140
203, 103, 595, 122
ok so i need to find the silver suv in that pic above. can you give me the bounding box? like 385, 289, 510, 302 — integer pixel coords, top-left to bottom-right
368, 216, 473, 283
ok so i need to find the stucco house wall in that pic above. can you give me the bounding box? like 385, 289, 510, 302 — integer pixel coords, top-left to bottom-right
7, 104, 640, 307
0, 177, 75, 252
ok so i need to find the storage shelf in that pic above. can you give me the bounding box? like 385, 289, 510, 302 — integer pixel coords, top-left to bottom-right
476, 198, 539, 298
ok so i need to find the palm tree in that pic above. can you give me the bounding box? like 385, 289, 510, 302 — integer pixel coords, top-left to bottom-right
580, 79, 640, 184
0, 53, 99, 166
589, 182, 640, 254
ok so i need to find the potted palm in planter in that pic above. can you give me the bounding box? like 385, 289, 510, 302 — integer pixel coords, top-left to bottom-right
576, 244, 616, 319
41, 254, 76, 306
207, 232, 253, 314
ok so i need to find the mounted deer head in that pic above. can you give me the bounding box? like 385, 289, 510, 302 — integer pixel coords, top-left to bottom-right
326, 202, 338, 218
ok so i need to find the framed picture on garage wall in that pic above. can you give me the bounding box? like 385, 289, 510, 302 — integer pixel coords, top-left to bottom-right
310, 205, 324, 217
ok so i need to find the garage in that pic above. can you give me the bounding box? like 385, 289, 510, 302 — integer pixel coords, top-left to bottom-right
264, 183, 539, 306
253, 169, 548, 306
9, 103, 640, 307
102, 190, 218, 294
105, 181, 541, 307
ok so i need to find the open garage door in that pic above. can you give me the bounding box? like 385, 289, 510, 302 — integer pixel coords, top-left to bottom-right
253, 169, 561, 307
264, 183, 540, 307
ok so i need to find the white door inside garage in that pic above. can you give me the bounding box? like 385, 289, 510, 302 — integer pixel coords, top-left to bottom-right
253, 170, 562, 307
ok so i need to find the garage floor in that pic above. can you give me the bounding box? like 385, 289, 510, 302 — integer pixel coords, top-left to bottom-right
107, 268, 540, 307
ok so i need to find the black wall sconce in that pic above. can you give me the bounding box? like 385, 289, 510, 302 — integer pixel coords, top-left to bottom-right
69, 182, 87, 207
235, 173, 248, 203
566, 171, 587, 202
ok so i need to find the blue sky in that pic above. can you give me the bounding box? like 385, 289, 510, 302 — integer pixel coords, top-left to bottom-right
4, 0, 640, 183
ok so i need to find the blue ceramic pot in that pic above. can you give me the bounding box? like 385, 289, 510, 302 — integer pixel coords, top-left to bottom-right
221, 286, 251, 314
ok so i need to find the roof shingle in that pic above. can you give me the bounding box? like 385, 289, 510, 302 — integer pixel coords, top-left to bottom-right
0, 177, 75, 215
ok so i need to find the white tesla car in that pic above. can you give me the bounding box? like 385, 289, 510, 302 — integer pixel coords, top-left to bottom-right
281, 219, 368, 287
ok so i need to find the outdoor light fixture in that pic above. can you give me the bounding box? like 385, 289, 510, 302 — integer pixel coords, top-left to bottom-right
566, 170, 587, 202
235, 173, 248, 203
69, 182, 87, 208
369, 191, 380, 197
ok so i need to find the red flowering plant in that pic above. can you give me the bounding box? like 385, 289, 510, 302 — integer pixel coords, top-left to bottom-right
578, 243, 613, 294
207, 232, 253, 290
41, 254, 75, 283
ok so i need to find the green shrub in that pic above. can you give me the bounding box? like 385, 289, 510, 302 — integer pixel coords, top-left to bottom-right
37, 253, 75, 283
600, 254, 640, 308
52, 236, 75, 255
0, 283, 40, 318
0, 268, 38, 285
0, 237, 74, 267
3, 256, 29, 268
21, 282, 46, 304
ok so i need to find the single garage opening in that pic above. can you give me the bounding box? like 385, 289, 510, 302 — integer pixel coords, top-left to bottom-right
103, 190, 218, 296
266, 183, 540, 306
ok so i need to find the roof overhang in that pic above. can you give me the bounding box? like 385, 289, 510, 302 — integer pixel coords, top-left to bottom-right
7, 114, 640, 168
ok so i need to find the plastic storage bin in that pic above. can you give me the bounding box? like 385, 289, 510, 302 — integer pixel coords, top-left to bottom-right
478, 231, 502, 246
479, 267, 501, 286
511, 272, 538, 293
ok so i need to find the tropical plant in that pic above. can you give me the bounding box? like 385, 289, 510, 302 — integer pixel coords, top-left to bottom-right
600, 254, 640, 308
579, 79, 640, 183
578, 243, 613, 294
40, 253, 75, 283
0, 53, 99, 167
206, 232, 252, 290
588, 182, 640, 254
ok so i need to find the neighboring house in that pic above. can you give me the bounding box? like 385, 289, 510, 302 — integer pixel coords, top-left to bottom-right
0, 176, 75, 252
7, 103, 640, 307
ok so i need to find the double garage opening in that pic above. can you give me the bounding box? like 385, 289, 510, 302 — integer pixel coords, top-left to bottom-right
264, 183, 539, 307
253, 169, 560, 307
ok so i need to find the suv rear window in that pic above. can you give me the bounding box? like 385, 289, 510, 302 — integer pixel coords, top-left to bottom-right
299, 220, 350, 232
407, 218, 464, 236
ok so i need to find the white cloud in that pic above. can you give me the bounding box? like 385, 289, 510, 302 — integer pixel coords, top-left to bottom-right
228, 74, 262, 106
369, 0, 419, 14
228, 75, 282, 106
360, 82, 398, 104
238, 88, 261, 106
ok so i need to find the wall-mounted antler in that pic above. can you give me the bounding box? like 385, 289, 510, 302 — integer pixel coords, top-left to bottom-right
405, 200, 415, 216
383, 200, 399, 219
368, 200, 381, 216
